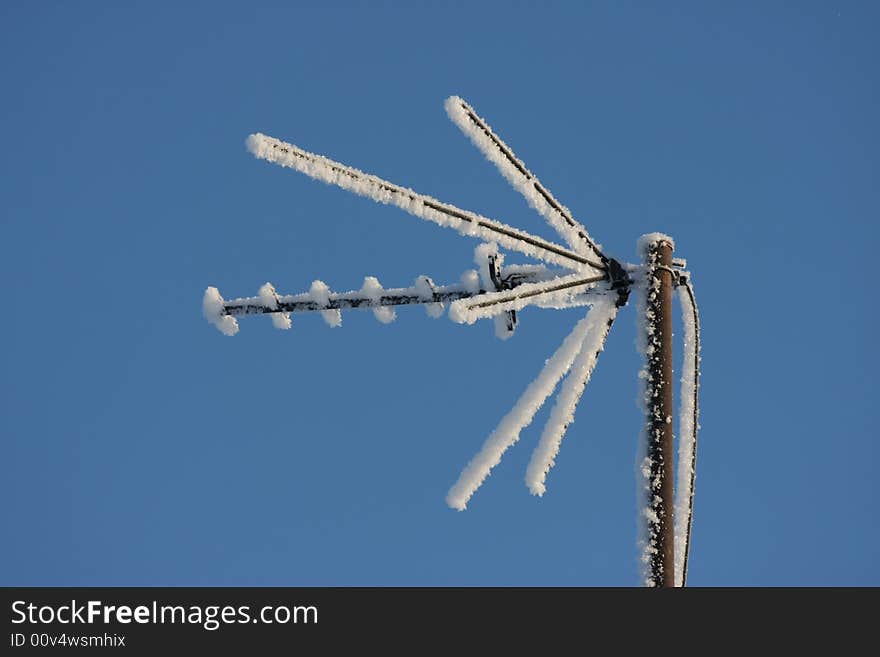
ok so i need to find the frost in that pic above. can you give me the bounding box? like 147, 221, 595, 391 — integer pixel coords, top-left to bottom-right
474, 241, 501, 291
202, 287, 239, 336
310, 279, 342, 327
636, 232, 675, 254
414, 275, 444, 318
634, 240, 701, 586
460, 269, 481, 294
446, 311, 602, 510
219, 270, 583, 326
673, 276, 700, 587
271, 313, 292, 330
426, 302, 445, 319
258, 282, 279, 310
257, 282, 292, 329
634, 250, 661, 584
413, 275, 434, 300
525, 297, 617, 496
309, 279, 331, 306
493, 314, 515, 341
449, 272, 603, 326
447, 301, 468, 325
360, 276, 396, 324
445, 96, 603, 263
246, 132, 593, 272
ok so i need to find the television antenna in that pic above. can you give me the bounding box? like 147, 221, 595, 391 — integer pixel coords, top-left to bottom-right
203, 97, 701, 587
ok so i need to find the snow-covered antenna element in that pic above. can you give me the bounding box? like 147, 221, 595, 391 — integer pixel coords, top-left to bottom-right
245, 133, 604, 274
444, 96, 606, 264
203, 96, 701, 587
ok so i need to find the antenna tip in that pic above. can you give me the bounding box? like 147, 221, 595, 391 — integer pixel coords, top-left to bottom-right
445, 491, 468, 511
245, 133, 265, 157
202, 287, 239, 336
637, 232, 676, 253
444, 95, 467, 122
444, 94, 464, 108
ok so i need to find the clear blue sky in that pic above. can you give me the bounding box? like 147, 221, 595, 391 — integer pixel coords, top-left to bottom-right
2, 1, 876, 586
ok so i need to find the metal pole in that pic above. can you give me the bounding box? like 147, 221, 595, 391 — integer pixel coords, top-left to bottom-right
643, 237, 675, 587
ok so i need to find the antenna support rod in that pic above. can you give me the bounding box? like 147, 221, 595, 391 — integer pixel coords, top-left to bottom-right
643, 237, 676, 587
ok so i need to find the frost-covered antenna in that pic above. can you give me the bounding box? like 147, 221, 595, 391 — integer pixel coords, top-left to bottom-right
203, 96, 701, 587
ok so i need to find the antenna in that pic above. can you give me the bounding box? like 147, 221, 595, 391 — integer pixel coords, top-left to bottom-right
203, 96, 701, 587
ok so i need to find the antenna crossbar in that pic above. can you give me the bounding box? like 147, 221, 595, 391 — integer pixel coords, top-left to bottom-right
464, 274, 606, 311
224, 287, 475, 317
217, 264, 587, 320
247, 133, 605, 273
449, 273, 608, 325
446, 96, 608, 265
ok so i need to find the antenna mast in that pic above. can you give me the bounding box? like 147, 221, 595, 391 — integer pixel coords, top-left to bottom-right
641, 235, 676, 588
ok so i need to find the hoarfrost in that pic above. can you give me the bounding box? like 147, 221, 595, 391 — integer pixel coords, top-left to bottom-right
257, 282, 279, 310
202, 287, 239, 336
474, 241, 501, 291
414, 275, 444, 318
449, 273, 603, 325
271, 312, 292, 330
493, 314, 515, 341
636, 232, 675, 254
310, 279, 342, 327
460, 269, 481, 294
673, 277, 700, 587
444, 96, 603, 262
525, 297, 617, 496
360, 276, 396, 324
446, 312, 600, 510
246, 132, 592, 272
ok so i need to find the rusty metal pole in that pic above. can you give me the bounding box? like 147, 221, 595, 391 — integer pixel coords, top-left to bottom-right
642, 236, 675, 587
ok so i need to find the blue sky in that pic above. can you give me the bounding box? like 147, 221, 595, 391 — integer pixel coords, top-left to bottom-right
1, 1, 876, 585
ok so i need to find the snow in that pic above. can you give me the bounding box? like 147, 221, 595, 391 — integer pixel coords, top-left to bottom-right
446, 311, 601, 510
414, 275, 444, 318
637, 232, 676, 254
504, 263, 559, 280
474, 241, 501, 291
308, 279, 331, 306
310, 279, 342, 327
493, 314, 515, 340
271, 312, 292, 330
448, 273, 604, 325
256, 282, 291, 328
674, 276, 700, 587
246, 132, 593, 272
447, 300, 468, 325
202, 287, 239, 336
222, 269, 568, 324
425, 301, 445, 319
533, 289, 613, 310
445, 96, 603, 262
360, 276, 396, 324
525, 297, 617, 496
257, 282, 279, 309
413, 275, 434, 300
460, 269, 481, 294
